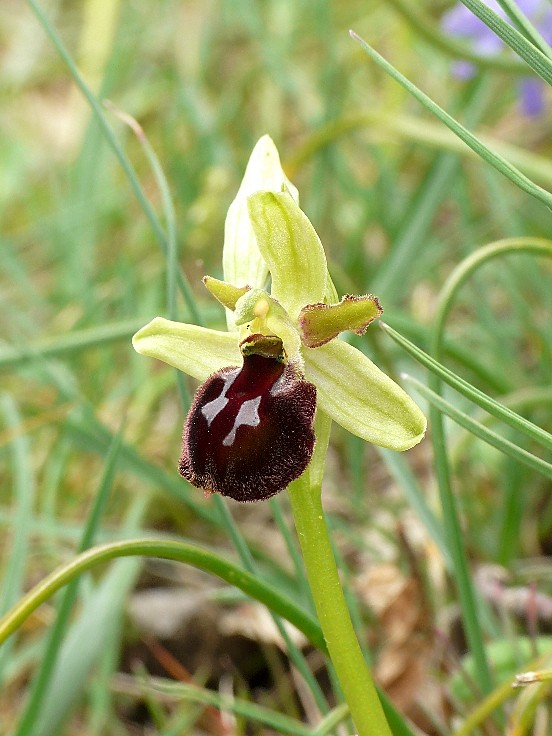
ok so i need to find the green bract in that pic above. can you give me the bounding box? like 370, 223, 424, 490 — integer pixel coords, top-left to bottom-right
133, 135, 426, 456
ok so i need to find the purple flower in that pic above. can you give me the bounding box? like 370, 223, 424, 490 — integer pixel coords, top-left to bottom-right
442, 0, 552, 116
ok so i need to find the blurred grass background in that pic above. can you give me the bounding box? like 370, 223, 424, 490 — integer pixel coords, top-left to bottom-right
2, 0, 552, 734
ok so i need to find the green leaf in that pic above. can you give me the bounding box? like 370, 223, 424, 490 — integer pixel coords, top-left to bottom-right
247, 191, 328, 318
0, 318, 146, 372
388, 0, 526, 72
0, 538, 327, 655
15, 429, 125, 736
141, 677, 314, 736
132, 317, 242, 381
0, 395, 36, 682
450, 636, 552, 703
378, 447, 450, 566
303, 340, 426, 451
33, 559, 141, 736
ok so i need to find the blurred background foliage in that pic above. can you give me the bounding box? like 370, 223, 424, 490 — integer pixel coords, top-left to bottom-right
2, 0, 552, 734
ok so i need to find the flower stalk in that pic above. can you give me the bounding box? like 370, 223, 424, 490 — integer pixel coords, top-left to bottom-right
288, 414, 393, 736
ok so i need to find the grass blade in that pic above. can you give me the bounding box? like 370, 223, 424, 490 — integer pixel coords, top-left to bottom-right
388, 0, 526, 71
122, 675, 313, 736
34, 558, 142, 736
350, 30, 552, 209
377, 447, 450, 567
14, 428, 125, 736
0, 396, 36, 683
460, 0, 552, 68
0, 538, 327, 655
0, 319, 146, 372
26, 0, 201, 323
380, 321, 552, 454
404, 375, 552, 481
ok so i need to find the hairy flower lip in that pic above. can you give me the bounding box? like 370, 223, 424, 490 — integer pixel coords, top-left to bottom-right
179, 348, 316, 502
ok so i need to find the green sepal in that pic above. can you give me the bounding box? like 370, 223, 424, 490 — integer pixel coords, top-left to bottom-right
202, 275, 250, 311
222, 135, 298, 330
247, 191, 328, 319
298, 294, 383, 348
304, 339, 426, 451
132, 317, 242, 382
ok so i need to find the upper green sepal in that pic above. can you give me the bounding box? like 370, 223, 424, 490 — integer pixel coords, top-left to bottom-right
298, 294, 383, 348
222, 135, 298, 330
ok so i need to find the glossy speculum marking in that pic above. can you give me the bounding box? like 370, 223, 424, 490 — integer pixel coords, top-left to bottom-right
179, 335, 316, 502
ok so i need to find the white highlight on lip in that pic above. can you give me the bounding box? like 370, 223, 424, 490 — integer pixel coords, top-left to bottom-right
270, 370, 287, 396
223, 395, 261, 447
201, 370, 238, 426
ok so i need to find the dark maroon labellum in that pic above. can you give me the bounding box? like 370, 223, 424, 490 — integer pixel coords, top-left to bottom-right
179, 339, 316, 502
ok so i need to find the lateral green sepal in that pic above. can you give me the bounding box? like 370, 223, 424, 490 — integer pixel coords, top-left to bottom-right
304, 339, 426, 451
132, 317, 242, 382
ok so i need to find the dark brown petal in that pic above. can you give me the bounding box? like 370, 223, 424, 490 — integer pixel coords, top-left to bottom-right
179, 353, 316, 502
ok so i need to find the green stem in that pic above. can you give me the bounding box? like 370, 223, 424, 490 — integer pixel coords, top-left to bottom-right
287, 414, 392, 736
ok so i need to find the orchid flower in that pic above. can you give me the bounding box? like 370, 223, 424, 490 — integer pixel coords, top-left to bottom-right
132, 136, 426, 502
